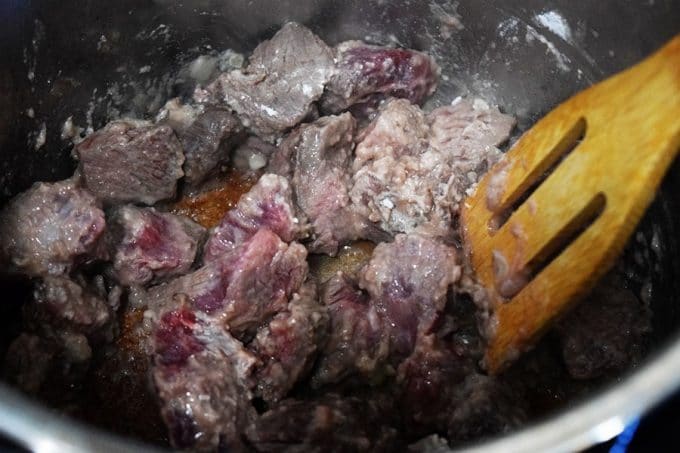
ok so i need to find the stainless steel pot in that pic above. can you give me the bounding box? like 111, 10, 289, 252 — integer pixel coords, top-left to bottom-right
0, 1, 679, 451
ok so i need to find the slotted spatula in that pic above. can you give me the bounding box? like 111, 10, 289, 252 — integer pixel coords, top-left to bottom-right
462, 34, 680, 374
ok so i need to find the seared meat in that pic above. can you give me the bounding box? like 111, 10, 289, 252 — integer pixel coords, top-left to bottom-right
109, 206, 205, 286
160, 99, 245, 187
75, 120, 184, 205
555, 272, 651, 379
146, 229, 308, 337
397, 334, 524, 441
287, 114, 366, 254
245, 395, 400, 453
351, 98, 514, 237
0, 179, 105, 277
151, 305, 258, 451
5, 276, 112, 396
321, 41, 440, 114
203, 174, 306, 264
200, 23, 334, 142
312, 273, 389, 386
251, 282, 329, 403
360, 233, 460, 357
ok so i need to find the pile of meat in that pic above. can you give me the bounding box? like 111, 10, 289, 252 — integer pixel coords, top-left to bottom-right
0, 23, 651, 452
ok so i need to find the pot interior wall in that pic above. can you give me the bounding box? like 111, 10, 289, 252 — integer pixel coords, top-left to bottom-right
0, 0, 679, 448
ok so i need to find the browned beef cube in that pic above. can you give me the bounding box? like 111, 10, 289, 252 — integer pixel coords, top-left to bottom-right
160, 99, 245, 187
251, 282, 329, 403
199, 23, 334, 142
109, 206, 205, 286
75, 120, 184, 205
0, 179, 105, 277
350, 98, 514, 237
145, 229, 308, 337
151, 305, 258, 451
312, 273, 389, 387
321, 41, 440, 114
360, 233, 460, 357
555, 272, 651, 379
203, 174, 306, 264
245, 395, 400, 453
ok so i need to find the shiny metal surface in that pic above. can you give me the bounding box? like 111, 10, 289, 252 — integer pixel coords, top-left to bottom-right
0, 0, 679, 451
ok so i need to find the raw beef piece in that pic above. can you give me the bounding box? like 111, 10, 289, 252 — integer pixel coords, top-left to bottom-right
203, 174, 306, 264
152, 305, 258, 451
201, 23, 334, 142
289, 113, 364, 254
397, 335, 524, 441
0, 179, 105, 277
360, 233, 461, 357
29, 276, 111, 336
145, 229, 308, 337
351, 100, 456, 236
109, 206, 205, 286
312, 273, 389, 387
6, 276, 113, 395
75, 120, 184, 205
350, 98, 515, 237
555, 272, 651, 379
159, 99, 245, 187
251, 282, 329, 403
245, 395, 400, 453
428, 98, 515, 207
232, 136, 277, 172
321, 41, 439, 114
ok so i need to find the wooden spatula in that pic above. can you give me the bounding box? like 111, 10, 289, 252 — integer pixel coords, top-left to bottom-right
461, 34, 680, 374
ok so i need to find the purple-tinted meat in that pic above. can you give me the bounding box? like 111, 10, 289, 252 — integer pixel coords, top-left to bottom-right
360, 233, 460, 356
110, 206, 205, 286
0, 179, 105, 277
200, 23, 334, 142
321, 41, 440, 114
75, 120, 184, 205
251, 282, 329, 403
203, 174, 306, 264
312, 273, 389, 386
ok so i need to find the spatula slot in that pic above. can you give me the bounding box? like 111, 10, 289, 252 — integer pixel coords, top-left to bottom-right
526, 192, 606, 283
490, 118, 587, 233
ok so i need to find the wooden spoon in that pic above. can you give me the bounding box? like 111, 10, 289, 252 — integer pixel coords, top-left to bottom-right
461, 34, 680, 374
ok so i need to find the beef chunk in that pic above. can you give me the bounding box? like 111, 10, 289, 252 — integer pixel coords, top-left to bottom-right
245, 395, 400, 452
312, 273, 389, 386
203, 174, 306, 264
160, 99, 245, 187
321, 41, 440, 114
29, 276, 111, 336
350, 98, 514, 237
397, 335, 524, 441
0, 179, 105, 277
201, 23, 334, 142
146, 229, 308, 337
351, 100, 455, 236
232, 136, 277, 172
360, 233, 460, 356
251, 282, 329, 403
152, 306, 258, 451
287, 113, 368, 254
75, 120, 184, 205
6, 276, 112, 395
555, 272, 651, 379
428, 98, 515, 207
109, 206, 205, 286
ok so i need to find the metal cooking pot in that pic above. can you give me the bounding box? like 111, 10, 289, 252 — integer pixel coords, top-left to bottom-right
0, 1, 679, 451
